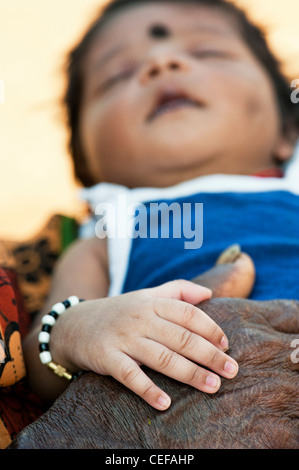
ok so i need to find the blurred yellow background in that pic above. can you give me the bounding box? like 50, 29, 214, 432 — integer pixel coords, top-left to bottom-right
0, 0, 298, 240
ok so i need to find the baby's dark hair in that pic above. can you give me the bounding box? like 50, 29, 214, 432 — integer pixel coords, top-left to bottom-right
63, 0, 299, 187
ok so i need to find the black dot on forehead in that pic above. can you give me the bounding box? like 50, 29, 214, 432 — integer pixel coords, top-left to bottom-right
148, 24, 171, 39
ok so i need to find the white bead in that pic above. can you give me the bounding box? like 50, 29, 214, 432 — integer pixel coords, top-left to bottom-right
41, 315, 56, 326
39, 351, 52, 364
38, 331, 50, 344
51, 302, 66, 315
68, 295, 80, 306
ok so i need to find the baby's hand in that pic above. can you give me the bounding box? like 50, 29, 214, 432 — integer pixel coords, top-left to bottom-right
52, 280, 238, 410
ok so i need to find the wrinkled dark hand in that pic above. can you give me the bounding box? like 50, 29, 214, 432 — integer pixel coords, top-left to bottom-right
9, 247, 299, 449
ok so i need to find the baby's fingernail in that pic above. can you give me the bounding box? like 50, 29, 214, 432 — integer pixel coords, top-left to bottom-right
220, 336, 229, 350
224, 361, 238, 376
157, 395, 171, 409
205, 375, 220, 389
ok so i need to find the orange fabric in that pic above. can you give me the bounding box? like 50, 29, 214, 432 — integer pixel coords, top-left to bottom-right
0, 418, 11, 449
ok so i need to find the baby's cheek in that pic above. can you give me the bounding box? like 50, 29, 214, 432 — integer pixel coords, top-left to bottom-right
243, 88, 280, 142
244, 93, 266, 118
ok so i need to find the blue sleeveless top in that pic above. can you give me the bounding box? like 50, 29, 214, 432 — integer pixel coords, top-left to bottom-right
80, 173, 299, 301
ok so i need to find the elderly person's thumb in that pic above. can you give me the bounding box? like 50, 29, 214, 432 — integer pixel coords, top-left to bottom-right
192, 244, 255, 299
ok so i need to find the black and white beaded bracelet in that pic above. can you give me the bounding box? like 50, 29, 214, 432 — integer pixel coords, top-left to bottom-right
39, 296, 84, 382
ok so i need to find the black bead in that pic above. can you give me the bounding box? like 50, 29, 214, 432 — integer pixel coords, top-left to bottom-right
49, 311, 59, 320
62, 299, 71, 309
42, 324, 52, 334
39, 343, 49, 352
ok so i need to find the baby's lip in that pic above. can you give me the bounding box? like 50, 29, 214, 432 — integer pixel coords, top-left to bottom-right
146, 86, 203, 122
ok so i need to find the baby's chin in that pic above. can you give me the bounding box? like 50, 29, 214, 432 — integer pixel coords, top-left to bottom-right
130, 151, 216, 188
139, 135, 213, 170
142, 110, 214, 152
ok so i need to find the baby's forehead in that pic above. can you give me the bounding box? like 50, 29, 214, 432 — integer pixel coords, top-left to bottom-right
100, 3, 236, 39
86, 3, 239, 67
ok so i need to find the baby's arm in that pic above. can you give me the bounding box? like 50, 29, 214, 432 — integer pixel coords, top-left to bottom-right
23, 236, 110, 401
23, 237, 238, 410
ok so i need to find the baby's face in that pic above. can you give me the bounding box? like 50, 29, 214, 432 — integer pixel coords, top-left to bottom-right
79, 2, 288, 188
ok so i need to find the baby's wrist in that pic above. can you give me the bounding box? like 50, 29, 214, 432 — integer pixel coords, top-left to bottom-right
38, 297, 84, 381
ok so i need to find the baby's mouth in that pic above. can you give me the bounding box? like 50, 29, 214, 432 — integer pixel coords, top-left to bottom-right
147, 89, 202, 122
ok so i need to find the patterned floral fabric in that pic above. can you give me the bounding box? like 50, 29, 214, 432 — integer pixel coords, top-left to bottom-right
0, 215, 78, 318
0, 215, 79, 448
0, 267, 44, 448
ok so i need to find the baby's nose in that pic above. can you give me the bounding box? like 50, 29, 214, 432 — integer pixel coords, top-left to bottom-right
139, 54, 189, 85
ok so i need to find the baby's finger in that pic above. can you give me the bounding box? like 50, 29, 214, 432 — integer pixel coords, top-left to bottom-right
108, 350, 171, 411
153, 297, 228, 350
149, 317, 238, 378
148, 279, 212, 305
132, 337, 222, 394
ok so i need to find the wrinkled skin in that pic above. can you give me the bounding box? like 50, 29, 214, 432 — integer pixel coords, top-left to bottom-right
9, 250, 299, 449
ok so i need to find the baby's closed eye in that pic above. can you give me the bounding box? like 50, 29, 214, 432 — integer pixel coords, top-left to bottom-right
101, 65, 137, 91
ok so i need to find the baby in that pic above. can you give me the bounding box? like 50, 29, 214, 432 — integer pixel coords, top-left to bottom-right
23, 0, 299, 411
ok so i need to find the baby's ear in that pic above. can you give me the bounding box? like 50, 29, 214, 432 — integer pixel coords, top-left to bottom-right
273, 126, 299, 163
